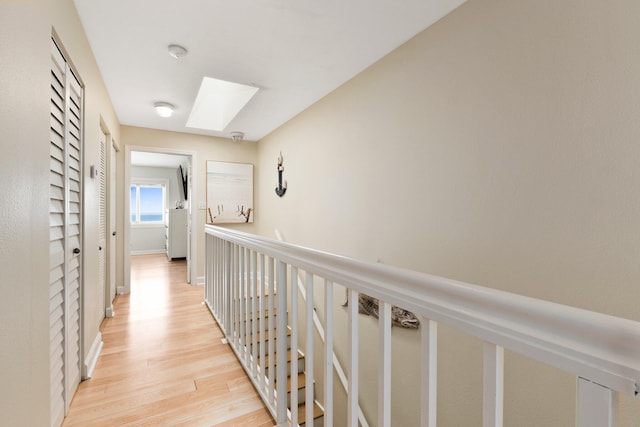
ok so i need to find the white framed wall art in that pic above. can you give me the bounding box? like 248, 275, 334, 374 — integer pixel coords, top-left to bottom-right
206, 160, 254, 224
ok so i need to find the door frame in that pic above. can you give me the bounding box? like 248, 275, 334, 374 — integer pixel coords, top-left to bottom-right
106, 132, 119, 317
122, 145, 197, 293
99, 119, 120, 318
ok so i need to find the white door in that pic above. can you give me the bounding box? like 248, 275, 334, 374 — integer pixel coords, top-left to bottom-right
108, 143, 117, 314
98, 130, 106, 322
186, 160, 192, 283
49, 38, 83, 427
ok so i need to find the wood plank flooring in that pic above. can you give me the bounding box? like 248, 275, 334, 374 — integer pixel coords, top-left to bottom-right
63, 254, 274, 427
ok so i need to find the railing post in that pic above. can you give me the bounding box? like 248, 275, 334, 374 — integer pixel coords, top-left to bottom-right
305, 273, 315, 427
251, 250, 258, 379
224, 240, 231, 334
267, 257, 276, 405
576, 378, 614, 427
421, 318, 437, 427
483, 342, 504, 427
259, 254, 266, 391
204, 234, 209, 303
290, 267, 299, 425
324, 280, 334, 427
379, 301, 392, 427
244, 248, 250, 365
348, 288, 359, 427
275, 260, 288, 426
239, 247, 245, 356
232, 244, 239, 347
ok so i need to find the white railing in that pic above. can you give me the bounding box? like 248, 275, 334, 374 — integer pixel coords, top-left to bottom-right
275, 229, 370, 427
204, 225, 640, 427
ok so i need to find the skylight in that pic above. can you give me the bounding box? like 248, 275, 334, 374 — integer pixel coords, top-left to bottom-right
186, 77, 259, 132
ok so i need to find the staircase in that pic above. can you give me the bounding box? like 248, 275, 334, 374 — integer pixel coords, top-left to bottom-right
232, 293, 324, 427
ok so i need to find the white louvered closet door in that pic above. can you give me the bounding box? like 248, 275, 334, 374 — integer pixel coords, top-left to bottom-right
50, 38, 83, 427
98, 131, 106, 322
109, 143, 117, 310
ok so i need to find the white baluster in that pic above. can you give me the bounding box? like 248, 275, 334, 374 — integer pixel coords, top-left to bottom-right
305, 273, 315, 427
379, 301, 391, 427
211, 236, 214, 313
230, 244, 235, 344
233, 244, 239, 348
276, 260, 288, 425
219, 237, 223, 322
348, 288, 359, 427
291, 267, 299, 425
576, 378, 614, 427
239, 247, 245, 357
483, 342, 504, 427
244, 248, 250, 365
214, 237, 219, 319
204, 235, 209, 303
224, 241, 231, 336
259, 253, 266, 391
252, 250, 258, 379
324, 280, 334, 427
268, 257, 276, 405
421, 318, 437, 427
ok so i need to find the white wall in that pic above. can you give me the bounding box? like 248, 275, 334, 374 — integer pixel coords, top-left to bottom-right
256, 0, 640, 425
0, 0, 119, 425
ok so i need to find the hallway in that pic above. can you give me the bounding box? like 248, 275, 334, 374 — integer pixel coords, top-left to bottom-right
63, 254, 273, 426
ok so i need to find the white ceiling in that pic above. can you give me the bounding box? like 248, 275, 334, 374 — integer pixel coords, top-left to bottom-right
73, 0, 466, 142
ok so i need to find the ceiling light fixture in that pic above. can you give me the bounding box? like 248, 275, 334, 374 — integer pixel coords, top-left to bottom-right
230, 131, 244, 142
167, 44, 188, 59
154, 102, 175, 118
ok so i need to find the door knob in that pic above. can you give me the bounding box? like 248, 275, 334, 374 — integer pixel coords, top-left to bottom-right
99, 246, 102, 251
73, 248, 80, 254
112, 231, 116, 236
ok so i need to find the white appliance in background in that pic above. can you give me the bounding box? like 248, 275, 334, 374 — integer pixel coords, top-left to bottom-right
165, 208, 188, 260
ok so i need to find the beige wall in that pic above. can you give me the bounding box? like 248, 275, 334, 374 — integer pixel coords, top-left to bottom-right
256, 0, 640, 425
0, 0, 119, 425
119, 126, 259, 283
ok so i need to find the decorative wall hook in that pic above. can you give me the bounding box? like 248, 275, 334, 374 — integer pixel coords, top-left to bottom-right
275, 151, 287, 197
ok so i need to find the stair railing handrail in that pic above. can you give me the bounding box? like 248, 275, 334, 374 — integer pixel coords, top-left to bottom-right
275, 229, 371, 427
206, 224, 640, 397
205, 224, 640, 426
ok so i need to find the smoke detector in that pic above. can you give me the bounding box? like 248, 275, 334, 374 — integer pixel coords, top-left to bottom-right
230, 131, 244, 142
168, 44, 188, 59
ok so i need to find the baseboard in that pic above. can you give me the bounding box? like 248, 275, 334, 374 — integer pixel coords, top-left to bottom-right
105, 304, 114, 318
83, 332, 103, 380
131, 249, 165, 255
117, 286, 129, 295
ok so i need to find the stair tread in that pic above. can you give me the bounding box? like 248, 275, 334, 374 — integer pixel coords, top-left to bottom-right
286, 372, 306, 391
240, 308, 278, 321
245, 326, 291, 342
261, 348, 304, 366
296, 401, 323, 424
232, 287, 277, 300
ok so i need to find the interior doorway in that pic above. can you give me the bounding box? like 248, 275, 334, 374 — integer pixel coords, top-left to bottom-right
123, 146, 198, 293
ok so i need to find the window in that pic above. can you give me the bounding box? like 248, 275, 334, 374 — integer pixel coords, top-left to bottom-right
130, 183, 165, 224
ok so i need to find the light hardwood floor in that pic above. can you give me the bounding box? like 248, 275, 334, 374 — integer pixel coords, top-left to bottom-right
63, 254, 274, 427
